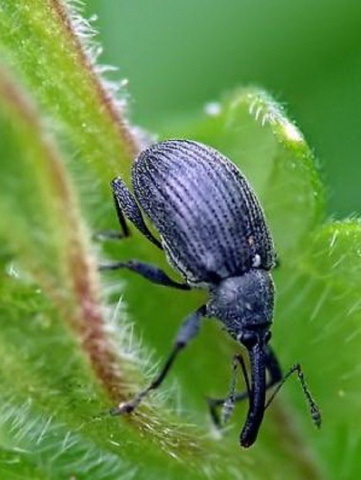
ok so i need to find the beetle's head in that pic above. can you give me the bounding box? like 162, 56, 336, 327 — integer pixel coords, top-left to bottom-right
207, 269, 274, 342
207, 269, 275, 447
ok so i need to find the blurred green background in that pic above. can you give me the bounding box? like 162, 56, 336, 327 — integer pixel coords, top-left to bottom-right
84, 0, 361, 217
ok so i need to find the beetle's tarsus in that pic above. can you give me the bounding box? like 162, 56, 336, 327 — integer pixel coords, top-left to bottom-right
93, 230, 128, 241
110, 402, 135, 416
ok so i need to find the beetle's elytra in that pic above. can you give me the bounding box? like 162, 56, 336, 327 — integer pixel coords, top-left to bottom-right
102, 139, 321, 448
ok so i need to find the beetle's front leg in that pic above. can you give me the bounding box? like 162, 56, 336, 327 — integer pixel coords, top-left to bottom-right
111, 305, 206, 415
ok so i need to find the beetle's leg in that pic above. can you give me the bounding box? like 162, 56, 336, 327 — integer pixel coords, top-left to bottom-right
94, 230, 127, 241
93, 191, 131, 241
207, 346, 281, 428
111, 177, 163, 249
207, 346, 321, 429
99, 259, 191, 290
111, 306, 206, 415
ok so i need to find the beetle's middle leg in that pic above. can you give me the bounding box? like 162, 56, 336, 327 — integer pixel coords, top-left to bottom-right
99, 259, 190, 290
111, 305, 206, 415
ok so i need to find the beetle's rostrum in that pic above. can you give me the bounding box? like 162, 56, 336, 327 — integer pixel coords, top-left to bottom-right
102, 139, 321, 448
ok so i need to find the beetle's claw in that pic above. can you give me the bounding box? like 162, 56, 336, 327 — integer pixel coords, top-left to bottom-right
110, 402, 135, 416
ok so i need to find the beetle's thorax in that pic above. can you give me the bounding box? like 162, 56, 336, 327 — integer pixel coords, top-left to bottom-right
206, 269, 274, 339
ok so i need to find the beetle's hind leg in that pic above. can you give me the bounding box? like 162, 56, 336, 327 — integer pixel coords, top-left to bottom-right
93, 191, 130, 241
111, 305, 206, 415
111, 177, 163, 249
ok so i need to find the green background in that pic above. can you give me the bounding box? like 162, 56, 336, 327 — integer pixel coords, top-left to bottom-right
84, 0, 361, 218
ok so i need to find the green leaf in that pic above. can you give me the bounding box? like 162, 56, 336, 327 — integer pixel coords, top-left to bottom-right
0, 2, 359, 479
273, 220, 361, 479
0, 0, 138, 225
0, 64, 229, 479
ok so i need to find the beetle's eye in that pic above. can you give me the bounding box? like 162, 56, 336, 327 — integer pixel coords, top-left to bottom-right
265, 331, 272, 344
239, 332, 257, 349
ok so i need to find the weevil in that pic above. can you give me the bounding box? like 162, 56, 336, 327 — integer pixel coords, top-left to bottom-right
102, 139, 321, 448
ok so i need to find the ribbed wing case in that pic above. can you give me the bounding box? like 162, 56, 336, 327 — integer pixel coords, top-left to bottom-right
132, 140, 275, 284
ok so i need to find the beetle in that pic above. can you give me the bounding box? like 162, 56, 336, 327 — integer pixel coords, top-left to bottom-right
102, 139, 321, 448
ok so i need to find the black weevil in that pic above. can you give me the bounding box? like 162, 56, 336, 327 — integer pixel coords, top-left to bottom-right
102, 139, 321, 448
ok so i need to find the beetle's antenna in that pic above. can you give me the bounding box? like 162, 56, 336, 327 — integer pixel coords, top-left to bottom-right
264, 363, 321, 428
